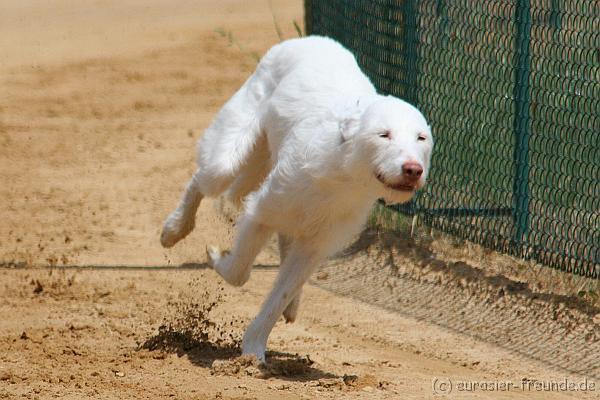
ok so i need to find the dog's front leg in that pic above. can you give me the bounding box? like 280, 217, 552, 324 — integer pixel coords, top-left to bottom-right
207, 215, 272, 286
242, 241, 321, 363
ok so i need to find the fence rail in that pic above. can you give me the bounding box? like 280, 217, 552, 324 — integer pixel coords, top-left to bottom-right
305, 0, 600, 278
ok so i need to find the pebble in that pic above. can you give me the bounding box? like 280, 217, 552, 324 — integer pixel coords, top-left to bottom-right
244, 366, 260, 376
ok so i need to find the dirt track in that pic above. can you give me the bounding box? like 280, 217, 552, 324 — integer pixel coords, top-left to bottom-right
1, 1, 598, 399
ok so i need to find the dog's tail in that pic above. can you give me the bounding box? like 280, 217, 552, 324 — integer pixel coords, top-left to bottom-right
161, 45, 284, 248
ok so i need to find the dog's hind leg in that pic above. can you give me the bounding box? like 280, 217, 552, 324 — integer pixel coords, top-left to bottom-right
283, 291, 301, 324
160, 169, 205, 248
160, 162, 242, 248
278, 234, 302, 323
207, 215, 273, 286
242, 240, 322, 362
193, 53, 277, 196
160, 60, 275, 248
226, 134, 271, 207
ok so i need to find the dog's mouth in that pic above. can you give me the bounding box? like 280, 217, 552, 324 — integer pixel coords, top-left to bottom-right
375, 173, 417, 192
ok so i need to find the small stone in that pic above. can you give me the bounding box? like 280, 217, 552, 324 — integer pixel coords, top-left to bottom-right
316, 271, 329, 280
244, 366, 260, 376
33, 280, 43, 294
343, 374, 359, 386
362, 386, 374, 392
115, 371, 125, 377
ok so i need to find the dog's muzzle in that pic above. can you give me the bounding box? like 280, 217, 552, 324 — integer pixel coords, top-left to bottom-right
375, 173, 418, 192
375, 162, 424, 192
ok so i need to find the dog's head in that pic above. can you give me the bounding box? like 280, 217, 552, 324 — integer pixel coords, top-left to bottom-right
345, 96, 433, 204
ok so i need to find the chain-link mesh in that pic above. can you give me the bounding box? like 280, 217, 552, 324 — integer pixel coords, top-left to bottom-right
305, 0, 600, 278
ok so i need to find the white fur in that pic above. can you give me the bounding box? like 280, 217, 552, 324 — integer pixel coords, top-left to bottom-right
161, 36, 433, 362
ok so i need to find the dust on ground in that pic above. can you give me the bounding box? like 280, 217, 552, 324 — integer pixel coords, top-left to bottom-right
1, 1, 599, 399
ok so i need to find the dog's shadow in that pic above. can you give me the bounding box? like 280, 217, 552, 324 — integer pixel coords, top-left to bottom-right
139, 324, 338, 382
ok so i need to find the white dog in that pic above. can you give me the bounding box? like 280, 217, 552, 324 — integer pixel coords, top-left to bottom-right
161, 36, 433, 362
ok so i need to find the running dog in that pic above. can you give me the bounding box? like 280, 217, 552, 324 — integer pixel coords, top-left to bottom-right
161, 36, 433, 362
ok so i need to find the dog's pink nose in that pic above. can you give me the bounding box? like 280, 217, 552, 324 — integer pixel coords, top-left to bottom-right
402, 162, 423, 181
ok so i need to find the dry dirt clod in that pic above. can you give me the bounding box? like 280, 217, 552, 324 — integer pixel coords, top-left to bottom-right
343, 374, 359, 386
32, 280, 43, 294
315, 271, 329, 280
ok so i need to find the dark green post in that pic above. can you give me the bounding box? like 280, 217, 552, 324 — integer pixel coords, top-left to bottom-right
304, 0, 313, 35
512, 0, 531, 251
402, 0, 419, 105
401, 0, 420, 215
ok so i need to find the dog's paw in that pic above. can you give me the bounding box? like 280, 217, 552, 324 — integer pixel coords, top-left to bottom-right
160, 212, 194, 248
242, 322, 268, 364
283, 301, 299, 324
283, 310, 297, 324
206, 246, 230, 268
160, 226, 180, 248
283, 294, 301, 323
241, 343, 266, 364
206, 245, 220, 268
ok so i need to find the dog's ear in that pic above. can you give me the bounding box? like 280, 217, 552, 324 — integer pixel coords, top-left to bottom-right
339, 116, 360, 144
339, 97, 375, 144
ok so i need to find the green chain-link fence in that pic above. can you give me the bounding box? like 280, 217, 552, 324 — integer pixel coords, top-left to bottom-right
305, 0, 600, 278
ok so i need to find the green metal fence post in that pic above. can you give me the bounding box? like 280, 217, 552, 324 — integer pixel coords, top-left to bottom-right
512, 0, 531, 253
402, 0, 421, 214
402, 0, 419, 105
304, 0, 313, 35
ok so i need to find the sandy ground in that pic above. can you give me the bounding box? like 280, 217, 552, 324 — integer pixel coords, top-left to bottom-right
1, 1, 599, 399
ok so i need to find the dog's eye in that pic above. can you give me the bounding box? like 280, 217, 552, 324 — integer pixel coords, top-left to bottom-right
417, 133, 427, 142
378, 130, 391, 139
